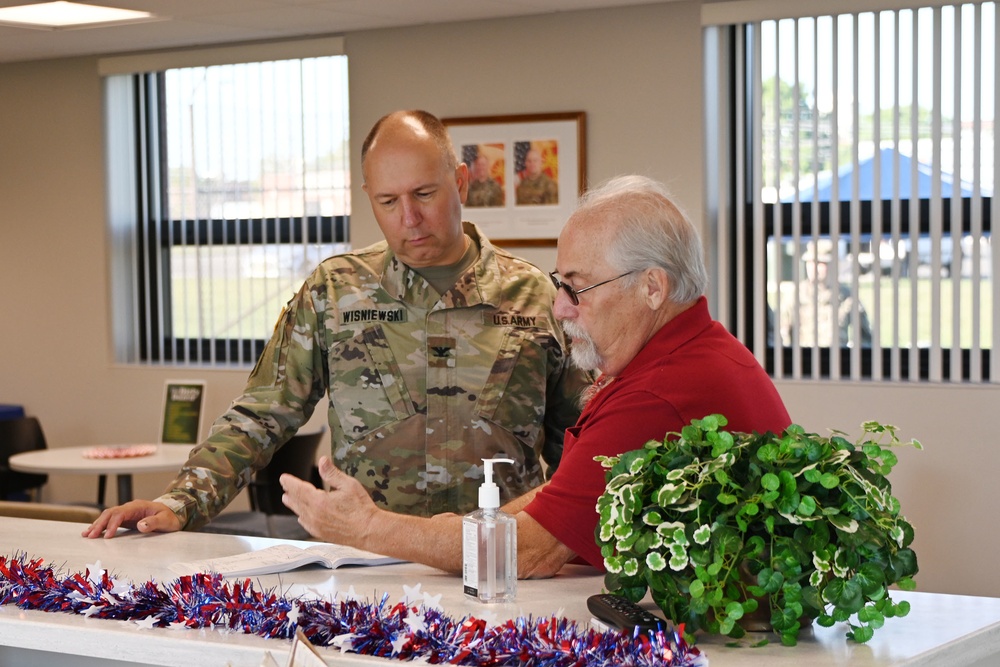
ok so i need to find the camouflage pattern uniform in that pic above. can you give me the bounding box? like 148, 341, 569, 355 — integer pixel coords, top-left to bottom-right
157, 223, 592, 529
466, 178, 504, 207
778, 280, 873, 347
516, 173, 559, 205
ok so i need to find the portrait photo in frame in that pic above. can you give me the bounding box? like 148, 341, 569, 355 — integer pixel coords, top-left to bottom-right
443, 112, 586, 247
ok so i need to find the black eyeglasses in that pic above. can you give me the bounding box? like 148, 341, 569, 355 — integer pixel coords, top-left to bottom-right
549, 271, 632, 306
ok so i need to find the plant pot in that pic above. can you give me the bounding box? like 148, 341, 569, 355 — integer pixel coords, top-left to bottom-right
737, 599, 775, 632
735, 559, 813, 634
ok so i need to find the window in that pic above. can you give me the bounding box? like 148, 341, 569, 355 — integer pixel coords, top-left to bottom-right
705, 1, 997, 382
105, 48, 350, 365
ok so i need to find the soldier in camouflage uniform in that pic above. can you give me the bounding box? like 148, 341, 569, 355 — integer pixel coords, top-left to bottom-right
466, 154, 504, 207
515, 149, 558, 205
83, 109, 591, 538
778, 240, 873, 348
276, 174, 788, 580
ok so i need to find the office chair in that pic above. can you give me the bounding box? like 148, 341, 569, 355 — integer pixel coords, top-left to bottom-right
0, 416, 49, 501
247, 428, 325, 514
199, 428, 326, 539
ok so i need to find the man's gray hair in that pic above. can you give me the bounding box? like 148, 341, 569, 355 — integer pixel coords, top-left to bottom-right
574, 175, 708, 303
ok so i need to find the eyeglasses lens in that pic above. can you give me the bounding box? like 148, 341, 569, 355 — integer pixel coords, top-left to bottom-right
550, 273, 579, 305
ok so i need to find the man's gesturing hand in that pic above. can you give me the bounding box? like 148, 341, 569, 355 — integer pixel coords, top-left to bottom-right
279, 456, 379, 547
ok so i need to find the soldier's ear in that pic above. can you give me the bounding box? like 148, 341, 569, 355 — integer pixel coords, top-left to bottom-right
455, 163, 470, 204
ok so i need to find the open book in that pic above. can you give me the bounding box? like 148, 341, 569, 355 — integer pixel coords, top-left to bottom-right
170, 543, 406, 578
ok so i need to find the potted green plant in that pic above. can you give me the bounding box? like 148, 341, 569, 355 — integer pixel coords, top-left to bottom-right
595, 414, 921, 647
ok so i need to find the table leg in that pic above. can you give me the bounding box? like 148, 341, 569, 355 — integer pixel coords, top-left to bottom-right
97, 475, 107, 507
116, 475, 134, 504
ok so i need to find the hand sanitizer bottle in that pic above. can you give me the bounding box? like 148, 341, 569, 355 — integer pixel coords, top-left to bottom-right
462, 457, 517, 602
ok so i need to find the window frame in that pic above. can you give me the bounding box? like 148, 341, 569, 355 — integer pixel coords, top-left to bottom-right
750, 197, 993, 380
705, 6, 998, 384
106, 58, 350, 366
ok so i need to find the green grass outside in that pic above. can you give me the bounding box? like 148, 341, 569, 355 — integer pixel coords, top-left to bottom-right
171, 277, 299, 340
854, 276, 990, 349
771, 275, 994, 349
178, 275, 994, 352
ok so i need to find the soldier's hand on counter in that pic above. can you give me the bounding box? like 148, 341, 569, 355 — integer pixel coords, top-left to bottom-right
81, 500, 181, 539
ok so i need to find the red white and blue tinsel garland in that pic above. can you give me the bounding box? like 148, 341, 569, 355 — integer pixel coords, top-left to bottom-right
0, 553, 706, 666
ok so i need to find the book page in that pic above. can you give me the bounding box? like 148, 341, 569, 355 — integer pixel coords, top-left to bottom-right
299, 543, 403, 567
171, 544, 307, 577
170, 543, 404, 577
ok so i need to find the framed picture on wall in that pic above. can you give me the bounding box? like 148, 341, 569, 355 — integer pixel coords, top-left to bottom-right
160, 380, 206, 445
442, 111, 586, 247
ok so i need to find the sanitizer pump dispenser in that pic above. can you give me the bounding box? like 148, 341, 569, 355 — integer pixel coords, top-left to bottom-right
462, 457, 517, 602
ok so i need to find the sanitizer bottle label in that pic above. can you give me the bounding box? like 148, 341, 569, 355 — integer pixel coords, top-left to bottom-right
462, 520, 479, 597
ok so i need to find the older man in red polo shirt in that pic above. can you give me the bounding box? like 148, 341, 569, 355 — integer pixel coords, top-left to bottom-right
278, 174, 791, 577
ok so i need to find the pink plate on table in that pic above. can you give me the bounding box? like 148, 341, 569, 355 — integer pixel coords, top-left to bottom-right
82, 444, 158, 459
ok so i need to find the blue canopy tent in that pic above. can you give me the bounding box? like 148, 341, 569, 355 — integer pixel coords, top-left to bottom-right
778, 147, 992, 276
788, 147, 981, 202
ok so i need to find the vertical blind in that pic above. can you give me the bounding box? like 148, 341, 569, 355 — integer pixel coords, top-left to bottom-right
105, 53, 350, 365
705, 1, 998, 383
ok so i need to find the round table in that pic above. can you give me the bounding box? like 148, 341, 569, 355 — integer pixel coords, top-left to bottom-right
8, 444, 194, 504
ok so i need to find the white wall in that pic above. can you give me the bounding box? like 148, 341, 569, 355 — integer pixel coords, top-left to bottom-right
777, 380, 1000, 599
0, 1, 996, 598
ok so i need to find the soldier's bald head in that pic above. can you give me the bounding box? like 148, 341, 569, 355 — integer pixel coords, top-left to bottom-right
361, 110, 457, 183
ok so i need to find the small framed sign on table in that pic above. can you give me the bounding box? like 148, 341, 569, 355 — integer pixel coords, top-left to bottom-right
160, 380, 206, 445
443, 111, 586, 247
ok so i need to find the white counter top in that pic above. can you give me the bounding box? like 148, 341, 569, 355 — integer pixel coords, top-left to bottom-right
1, 516, 998, 666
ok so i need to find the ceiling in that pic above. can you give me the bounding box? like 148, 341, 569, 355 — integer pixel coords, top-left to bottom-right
0, 0, 675, 64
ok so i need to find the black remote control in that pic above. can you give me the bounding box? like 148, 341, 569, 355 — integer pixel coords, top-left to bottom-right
587, 593, 669, 634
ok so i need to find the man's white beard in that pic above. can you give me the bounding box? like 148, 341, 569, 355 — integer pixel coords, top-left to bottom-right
561, 320, 602, 371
